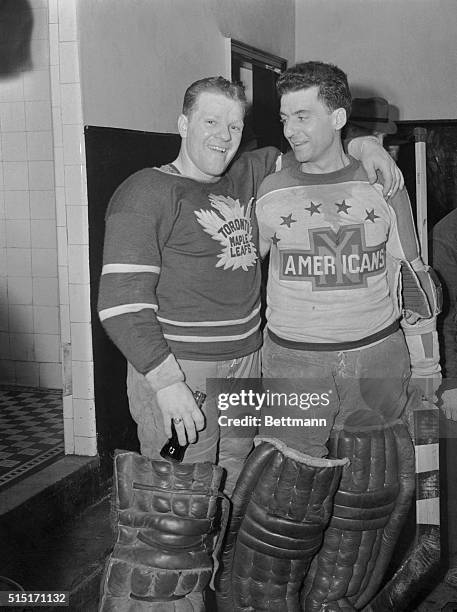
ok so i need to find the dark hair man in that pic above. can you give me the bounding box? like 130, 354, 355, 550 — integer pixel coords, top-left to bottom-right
217, 62, 440, 611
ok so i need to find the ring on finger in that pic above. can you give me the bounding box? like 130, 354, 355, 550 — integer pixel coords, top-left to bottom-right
173, 417, 183, 425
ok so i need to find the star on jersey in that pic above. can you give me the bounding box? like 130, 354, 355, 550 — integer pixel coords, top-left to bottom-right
305, 202, 322, 216
335, 200, 351, 215
280, 214, 297, 228
365, 208, 380, 223
271, 233, 281, 246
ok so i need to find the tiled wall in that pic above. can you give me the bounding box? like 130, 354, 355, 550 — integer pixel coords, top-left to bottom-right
0, 0, 96, 457
49, 0, 96, 456
0, 0, 60, 388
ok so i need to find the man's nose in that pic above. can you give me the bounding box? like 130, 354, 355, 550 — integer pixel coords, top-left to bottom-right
283, 119, 294, 139
217, 124, 231, 141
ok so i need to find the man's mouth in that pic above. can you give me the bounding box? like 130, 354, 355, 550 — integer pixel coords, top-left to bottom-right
209, 145, 227, 153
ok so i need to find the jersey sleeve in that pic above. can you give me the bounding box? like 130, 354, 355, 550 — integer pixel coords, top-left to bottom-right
97, 169, 183, 386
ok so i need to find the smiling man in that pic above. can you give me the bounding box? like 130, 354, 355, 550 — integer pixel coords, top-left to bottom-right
97, 74, 406, 610
216, 62, 439, 611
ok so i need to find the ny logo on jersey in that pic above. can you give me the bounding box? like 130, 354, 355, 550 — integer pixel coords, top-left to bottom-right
279, 224, 386, 289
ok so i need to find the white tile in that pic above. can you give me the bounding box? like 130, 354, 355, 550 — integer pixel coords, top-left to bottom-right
49, 0, 58, 24
0, 250, 6, 278
39, 361, 62, 388
0, 220, 5, 248
58, 0, 78, 42
30, 190, 56, 219
10, 333, 35, 361
64, 416, 75, 454
15, 361, 39, 386
0, 191, 5, 219
68, 244, 89, 284
34, 333, 59, 361
69, 283, 91, 322
25, 100, 52, 131
63, 394, 73, 419
0, 359, 16, 383
31, 8, 49, 40
0, 302, 8, 331
7, 248, 32, 277
2, 133, 27, 161
58, 264, 69, 304
0, 332, 10, 359
55, 186, 66, 227
28, 161, 55, 190
72, 360, 94, 399
57, 226, 68, 265
74, 435, 97, 456
52, 105, 63, 146
30, 38, 50, 70
49, 19, 59, 58
0, 277, 7, 301
59, 42, 80, 83
34, 305, 59, 334
62, 339, 71, 394
9, 305, 34, 333
26, 131, 54, 161
63, 125, 83, 164
32, 248, 57, 277
74, 399, 96, 436
60, 84, 82, 125
49, 65, 61, 107
64, 165, 86, 205
5, 191, 29, 220
54, 145, 65, 187
23, 70, 51, 102
67, 206, 88, 245
0, 76, 24, 103
8, 277, 33, 305
3, 162, 29, 190
33, 277, 59, 306
0, 102, 26, 131
60, 302, 70, 342
31, 219, 57, 249
6, 220, 31, 248
71, 322, 93, 361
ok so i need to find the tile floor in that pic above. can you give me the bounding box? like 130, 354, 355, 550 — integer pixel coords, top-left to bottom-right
0, 384, 63, 490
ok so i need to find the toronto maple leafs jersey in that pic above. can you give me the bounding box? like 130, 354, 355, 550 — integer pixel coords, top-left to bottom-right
256, 157, 415, 347
98, 147, 279, 374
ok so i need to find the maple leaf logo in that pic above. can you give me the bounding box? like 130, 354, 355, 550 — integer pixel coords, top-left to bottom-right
194, 194, 257, 271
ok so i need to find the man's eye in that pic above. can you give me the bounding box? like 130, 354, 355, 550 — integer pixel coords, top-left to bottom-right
206, 120, 216, 125
231, 125, 242, 132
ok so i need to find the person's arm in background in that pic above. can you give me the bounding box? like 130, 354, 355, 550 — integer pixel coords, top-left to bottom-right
347, 135, 404, 197
386, 188, 442, 403
98, 170, 205, 445
433, 219, 457, 419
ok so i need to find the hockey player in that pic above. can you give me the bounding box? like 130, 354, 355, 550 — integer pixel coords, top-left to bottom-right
217, 62, 440, 611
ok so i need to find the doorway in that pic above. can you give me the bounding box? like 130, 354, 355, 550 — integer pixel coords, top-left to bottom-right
231, 40, 288, 153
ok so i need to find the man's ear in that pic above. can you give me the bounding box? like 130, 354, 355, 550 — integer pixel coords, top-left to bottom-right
178, 114, 188, 138
332, 108, 347, 131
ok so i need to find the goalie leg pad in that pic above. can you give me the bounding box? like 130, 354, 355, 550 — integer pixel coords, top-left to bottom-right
99, 452, 227, 611
302, 414, 415, 611
216, 437, 348, 612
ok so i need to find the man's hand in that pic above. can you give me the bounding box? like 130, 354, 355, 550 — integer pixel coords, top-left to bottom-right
355, 136, 404, 198
156, 381, 206, 445
441, 388, 457, 421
